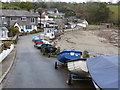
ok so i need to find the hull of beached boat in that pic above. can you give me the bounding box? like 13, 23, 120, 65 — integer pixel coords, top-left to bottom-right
67, 59, 89, 76
57, 50, 82, 63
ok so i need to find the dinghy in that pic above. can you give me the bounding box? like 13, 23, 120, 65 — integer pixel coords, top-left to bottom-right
67, 58, 89, 76
32, 36, 39, 41
57, 50, 82, 63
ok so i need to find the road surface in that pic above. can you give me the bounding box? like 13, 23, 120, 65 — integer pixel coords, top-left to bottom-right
3, 34, 95, 88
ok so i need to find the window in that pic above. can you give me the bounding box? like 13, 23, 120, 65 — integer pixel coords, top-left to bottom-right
31, 18, 35, 23
1, 17, 6, 21
1, 17, 5, 19
26, 25, 32, 29
21, 17, 26, 21
11, 17, 17, 21
1, 17, 7, 25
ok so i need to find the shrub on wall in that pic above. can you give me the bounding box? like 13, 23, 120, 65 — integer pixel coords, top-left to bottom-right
0, 44, 2, 53
30, 30, 41, 34
2, 41, 12, 50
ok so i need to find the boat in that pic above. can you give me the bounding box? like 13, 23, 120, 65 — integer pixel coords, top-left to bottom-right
34, 39, 43, 43
42, 40, 50, 44
87, 56, 118, 89
57, 50, 82, 63
35, 41, 43, 44
67, 58, 89, 76
34, 43, 43, 49
32, 36, 39, 41
40, 44, 52, 51
34, 40, 50, 49
40, 44, 57, 57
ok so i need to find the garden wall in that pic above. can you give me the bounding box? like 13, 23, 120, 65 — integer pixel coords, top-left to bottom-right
0, 44, 14, 62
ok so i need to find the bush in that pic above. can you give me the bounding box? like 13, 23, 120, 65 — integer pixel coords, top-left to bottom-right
30, 30, 36, 34
2, 41, 12, 50
0, 44, 2, 53
83, 50, 90, 58
30, 30, 41, 34
22, 32, 28, 35
8, 26, 19, 37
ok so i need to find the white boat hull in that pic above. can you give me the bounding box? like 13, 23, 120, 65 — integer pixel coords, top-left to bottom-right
92, 80, 100, 90
67, 60, 89, 76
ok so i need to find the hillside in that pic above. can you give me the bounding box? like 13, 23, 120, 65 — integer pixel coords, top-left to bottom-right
107, 5, 119, 23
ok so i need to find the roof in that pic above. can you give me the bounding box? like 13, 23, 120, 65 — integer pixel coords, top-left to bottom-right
69, 16, 78, 19
50, 13, 65, 16
0, 9, 39, 17
44, 8, 58, 12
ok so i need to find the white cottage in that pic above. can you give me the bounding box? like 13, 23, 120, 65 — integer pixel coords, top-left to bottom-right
40, 28, 55, 39
77, 19, 88, 28
44, 28, 55, 39
0, 27, 9, 40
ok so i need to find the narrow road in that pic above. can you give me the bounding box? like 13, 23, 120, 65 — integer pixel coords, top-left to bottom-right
3, 34, 95, 88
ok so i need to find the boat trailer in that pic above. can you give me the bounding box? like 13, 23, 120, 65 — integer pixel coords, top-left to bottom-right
66, 74, 92, 85
54, 61, 67, 69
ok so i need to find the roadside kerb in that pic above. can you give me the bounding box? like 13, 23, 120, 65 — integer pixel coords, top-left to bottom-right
0, 48, 17, 84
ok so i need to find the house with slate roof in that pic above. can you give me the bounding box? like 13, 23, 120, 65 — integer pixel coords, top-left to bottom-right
0, 9, 39, 32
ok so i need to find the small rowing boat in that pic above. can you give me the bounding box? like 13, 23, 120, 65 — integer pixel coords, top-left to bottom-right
57, 50, 82, 63
67, 58, 89, 76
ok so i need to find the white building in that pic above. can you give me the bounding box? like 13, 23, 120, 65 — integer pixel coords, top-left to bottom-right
40, 28, 56, 39
0, 27, 9, 40
77, 19, 88, 28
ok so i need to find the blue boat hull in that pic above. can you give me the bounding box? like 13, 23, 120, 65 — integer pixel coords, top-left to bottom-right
34, 39, 43, 42
57, 50, 82, 63
32, 36, 39, 41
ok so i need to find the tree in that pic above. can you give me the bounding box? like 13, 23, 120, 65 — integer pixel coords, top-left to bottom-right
58, 6, 76, 17
33, 2, 47, 10
38, 8, 43, 28
19, 2, 33, 11
73, 4, 88, 19
87, 2, 109, 24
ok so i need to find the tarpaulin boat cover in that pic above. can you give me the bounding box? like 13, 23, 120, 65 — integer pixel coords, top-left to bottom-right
87, 56, 118, 88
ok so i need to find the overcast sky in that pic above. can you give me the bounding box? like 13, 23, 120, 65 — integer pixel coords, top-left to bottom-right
1, 0, 119, 3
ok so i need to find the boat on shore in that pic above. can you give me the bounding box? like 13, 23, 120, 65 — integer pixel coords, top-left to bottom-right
40, 44, 57, 57
57, 50, 82, 63
67, 58, 89, 77
32, 36, 39, 41
87, 56, 118, 89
